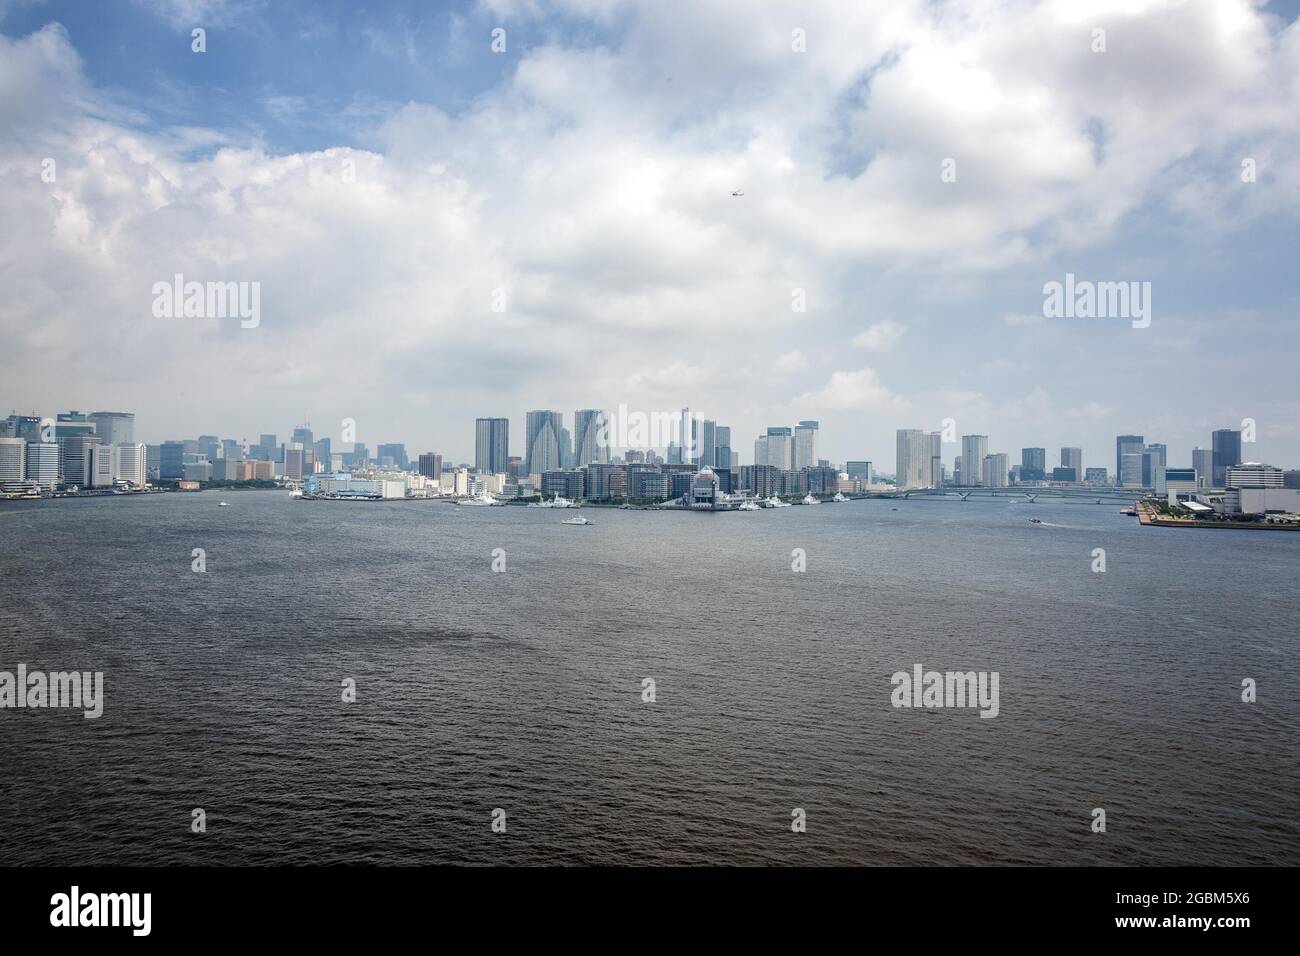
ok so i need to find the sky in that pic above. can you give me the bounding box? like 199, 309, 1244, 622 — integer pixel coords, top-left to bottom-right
1, 0, 1298, 473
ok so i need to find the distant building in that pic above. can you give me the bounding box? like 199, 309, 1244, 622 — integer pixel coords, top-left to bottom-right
418, 453, 443, 480
376, 443, 408, 470
1192, 447, 1214, 488
1061, 447, 1082, 480
571, 410, 607, 468
794, 421, 819, 470
88, 411, 134, 446
1022, 448, 1046, 476
895, 429, 929, 489
1084, 467, 1107, 484
541, 469, 585, 499
525, 410, 563, 476
1211, 429, 1242, 488
113, 443, 147, 485
160, 441, 185, 479
1226, 463, 1283, 488
846, 460, 872, 483
584, 462, 626, 500
0, 437, 26, 484
961, 435, 988, 486
475, 418, 510, 474
982, 453, 1009, 488
25, 441, 59, 491
688, 467, 720, 508
1165, 467, 1198, 507
1052, 467, 1077, 482
1116, 435, 1144, 487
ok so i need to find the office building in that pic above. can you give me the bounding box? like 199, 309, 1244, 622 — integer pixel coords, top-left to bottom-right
1211, 429, 1242, 488
1226, 463, 1283, 488
1061, 447, 1082, 480
1192, 447, 1214, 488
376, 443, 408, 470
1085, 467, 1107, 484
25, 441, 59, 491
418, 453, 443, 480
475, 418, 510, 473
794, 421, 819, 470
88, 411, 134, 446
114, 443, 147, 486
846, 461, 872, 483
1116, 435, 1144, 487
714, 426, 732, 473
0, 437, 25, 483
1142, 443, 1166, 487
1022, 448, 1046, 480
159, 441, 185, 479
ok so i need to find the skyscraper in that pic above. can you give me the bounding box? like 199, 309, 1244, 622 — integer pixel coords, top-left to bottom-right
1060, 447, 1082, 481
896, 429, 929, 489
475, 417, 510, 473
764, 427, 793, 471
1211, 428, 1242, 488
0, 437, 25, 484
113, 443, 147, 485
24, 441, 59, 490
571, 410, 607, 467
1192, 447, 1213, 488
794, 421, 819, 470
714, 425, 731, 472
160, 441, 185, 479
1116, 435, 1144, 487
929, 430, 943, 486
982, 453, 1009, 488
418, 453, 443, 480
961, 435, 988, 486
1142, 443, 1166, 486
525, 410, 563, 476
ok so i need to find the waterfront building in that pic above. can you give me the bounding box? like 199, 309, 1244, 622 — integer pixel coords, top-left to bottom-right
846, 461, 872, 483
1226, 463, 1284, 488
159, 441, 185, 479
475, 418, 510, 474
541, 469, 585, 500
1165, 468, 1198, 507
794, 421, 819, 470
25, 441, 59, 490
1022, 448, 1046, 479
584, 462, 626, 500
1061, 447, 1082, 480
1116, 435, 1144, 487
895, 429, 929, 489
982, 453, 1009, 488
0, 437, 25, 483
183, 460, 212, 482
284, 443, 305, 480
1142, 443, 1167, 487
1192, 447, 1214, 488
689, 467, 720, 508
59, 435, 99, 486
1052, 467, 1077, 482
525, 410, 564, 476
113, 443, 147, 485
571, 410, 608, 468
86, 442, 114, 487
1211, 429, 1242, 488
961, 435, 988, 486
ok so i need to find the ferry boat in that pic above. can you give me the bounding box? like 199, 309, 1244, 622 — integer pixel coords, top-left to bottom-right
561, 514, 591, 525
801, 494, 820, 505
529, 494, 578, 509
459, 490, 501, 506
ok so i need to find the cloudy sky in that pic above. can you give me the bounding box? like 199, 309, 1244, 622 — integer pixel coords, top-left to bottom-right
2, 0, 1298, 472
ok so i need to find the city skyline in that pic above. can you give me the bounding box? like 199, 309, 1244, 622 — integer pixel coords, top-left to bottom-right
3, 2, 1300, 472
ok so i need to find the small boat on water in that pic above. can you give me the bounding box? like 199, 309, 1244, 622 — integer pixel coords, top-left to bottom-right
1029, 517, 1042, 523
561, 514, 591, 525
766, 496, 791, 508
738, 499, 761, 511
801, 494, 820, 505
832, 492, 849, 502
459, 490, 501, 506
218, 501, 230, 507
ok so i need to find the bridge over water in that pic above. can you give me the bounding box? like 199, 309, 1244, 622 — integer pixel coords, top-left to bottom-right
875, 486, 1145, 503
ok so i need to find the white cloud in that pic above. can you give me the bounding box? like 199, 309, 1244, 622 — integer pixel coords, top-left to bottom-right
774, 349, 808, 373
851, 320, 907, 351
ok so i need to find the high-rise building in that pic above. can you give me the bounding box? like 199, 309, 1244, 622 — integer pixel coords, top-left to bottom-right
696, 419, 717, 468
1057, 447, 1079, 478
59, 435, 100, 486
5, 415, 43, 443
87, 441, 114, 487
1022, 448, 1046, 474
1226, 463, 1283, 488
1211, 428, 1242, 489
714, 425, 731, 472
794, 421, 819, 470
376, 443, 408, 469
284, 442, 305, 479
982, 453, 1009, 488
113, 443, 147, 485
1142, 443, 1166, 486
929, 431, 943, 487
961, 435, 988, 486
895, 429, 929, 489
763, 427, 793, 471
418, 453, 443, 480
292, 425, 314, 448
1116, 435, 1144, 487
571, 410, 607, 468
475, 418, 510, 473
0, 437, 25, 484
24, 440, 59, 490
159, 441, 185, 479
677, 408, 696, 463
1192, 447, 1214, 489
88, 411, 134, 446
525, 410, 563, 476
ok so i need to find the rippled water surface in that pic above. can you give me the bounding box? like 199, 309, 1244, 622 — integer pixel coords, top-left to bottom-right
1, 491, 1297, 865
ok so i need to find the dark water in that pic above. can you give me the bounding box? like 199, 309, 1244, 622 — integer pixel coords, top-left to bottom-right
1, 491, 1297, 865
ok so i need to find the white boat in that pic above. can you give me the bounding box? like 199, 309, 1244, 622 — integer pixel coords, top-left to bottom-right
766, 496, 791, 508
738, 499, 761, 511
529, 494, 578, 509
218, 501, 230, 507
289, 488, 303, 499
832, 492, 849, 502
801, 494, 820, 505
561, 514, 591, 525
459, 490, 501, 506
